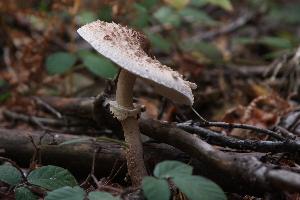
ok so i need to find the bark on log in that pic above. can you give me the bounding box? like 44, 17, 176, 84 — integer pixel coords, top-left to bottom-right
3, 96, 300, 194
0, 127, 265, 195
0, 128, 185, 181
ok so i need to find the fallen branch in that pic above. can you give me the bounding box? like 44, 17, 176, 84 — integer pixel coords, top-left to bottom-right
140, 119, 300, 193
5, 97, 300, 154
3, 109, 97, 128
0, 128, 185, 180
0, 127, 263, 194
178, 123, 300, 153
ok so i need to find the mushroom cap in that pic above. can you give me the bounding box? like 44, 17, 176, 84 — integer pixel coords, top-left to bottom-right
77, 20, 197, 105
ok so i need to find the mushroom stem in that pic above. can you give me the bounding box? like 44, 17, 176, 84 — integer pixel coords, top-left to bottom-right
116, 69, 147, 186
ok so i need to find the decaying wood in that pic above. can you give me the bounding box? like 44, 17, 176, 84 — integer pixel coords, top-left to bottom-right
0, 128, 185, 180
2, 96, 300, 194
0, 127, 261, 194
35, 97, 300, 154
141, 119, 300, 193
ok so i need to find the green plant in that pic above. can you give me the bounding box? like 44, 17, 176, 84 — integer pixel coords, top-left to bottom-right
0, 164, 77, 200
0, 162, 119, 200
142, 160, 227, 200
45, 50, 118, 79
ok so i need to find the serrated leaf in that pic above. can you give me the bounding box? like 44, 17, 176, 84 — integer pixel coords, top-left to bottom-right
59, 138, 92, 146
0, 164, 22, 186
154, 161, 192, 178
153, 6, 181, 27
46, 52, 77, 75
88, 191, 120, 200
28, 165, 78, 190
142, 177, 170, 200
165, 0, 189, 10
173, 175, 227, 200
45, 186, 85, 200
15, 187, 38, 200
81, 53, 118, 79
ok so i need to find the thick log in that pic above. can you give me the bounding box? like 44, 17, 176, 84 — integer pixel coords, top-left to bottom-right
0, 128, 186, 181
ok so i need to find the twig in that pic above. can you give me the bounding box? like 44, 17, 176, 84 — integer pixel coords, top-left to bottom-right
33, 97, 62, 119
190, 10, 257, 41
199, 121, 285, 140
177, 123, 300, 153
106, 159, 125, 185
190, 10, 264, 41
274, 126, 296, 140
191, 107, 285, 140
3, 110, 95, 127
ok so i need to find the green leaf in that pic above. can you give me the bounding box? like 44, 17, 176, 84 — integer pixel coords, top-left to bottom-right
179, 41, 222, 62
76, 49, 91, 59
46, 52, 77, 75
88, 191, 120, 200
140, 0, 158, 9
76, 11, 97, 25
0, 92, 11, 102
59, 138, 92, 146
190, 0, 207, 6
98, 5, 112, 22
164, 0, 189, 10
132, 3, 150, 28
259, 36, 292, 49
27, 165, 78, 190
45, 186, 85, 200
153, 6, 181, 27
15, 187, 38, 200
173, 175, 227, 200
0, 164, 22, 186
142, 177, 170, 200
205, 0, 233, 11
147, 33, 172, 53
154, 161, 192, 178
268, 3, 300, 24
179, 8, 216, 25
234, 36, 293, 50
81, 53, 118, 79
0, 79, 7, 87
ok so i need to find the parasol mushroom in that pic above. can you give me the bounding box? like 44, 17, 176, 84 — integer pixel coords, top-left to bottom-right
77, 20, 197, 186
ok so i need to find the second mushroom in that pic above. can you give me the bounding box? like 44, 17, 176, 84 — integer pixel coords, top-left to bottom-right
77, 20, 196, 186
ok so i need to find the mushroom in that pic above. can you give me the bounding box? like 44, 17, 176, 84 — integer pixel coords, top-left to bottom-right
77, 20, 197, 186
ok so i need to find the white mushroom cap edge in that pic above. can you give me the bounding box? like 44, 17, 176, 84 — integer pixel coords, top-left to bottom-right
77, 20, 197, 105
